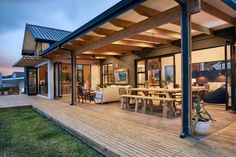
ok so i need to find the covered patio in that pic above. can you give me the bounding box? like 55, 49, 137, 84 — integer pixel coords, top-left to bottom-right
39, 0, 236, 138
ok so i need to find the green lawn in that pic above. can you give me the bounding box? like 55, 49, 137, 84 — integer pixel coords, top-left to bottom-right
0, 107, 103, 157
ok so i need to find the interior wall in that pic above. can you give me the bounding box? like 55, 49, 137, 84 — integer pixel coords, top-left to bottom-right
101, 54, 140, 87
91, 64, 100, 90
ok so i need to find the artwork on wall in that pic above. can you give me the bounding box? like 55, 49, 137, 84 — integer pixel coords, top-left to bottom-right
114, 68, 128, 84
165, 65, 174, 82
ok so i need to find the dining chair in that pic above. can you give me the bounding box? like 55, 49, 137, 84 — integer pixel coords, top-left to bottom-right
78, 85, 85, 103
118, 88, 128, 108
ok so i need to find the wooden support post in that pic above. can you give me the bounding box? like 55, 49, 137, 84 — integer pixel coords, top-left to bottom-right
179, 0, 193, 138
71, 51, 77, 105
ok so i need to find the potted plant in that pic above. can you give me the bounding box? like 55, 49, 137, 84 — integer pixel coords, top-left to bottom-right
3, 87, 9, 96
192, 97, 215, 135
97, 83, 107, 89
0, 86, 3, 96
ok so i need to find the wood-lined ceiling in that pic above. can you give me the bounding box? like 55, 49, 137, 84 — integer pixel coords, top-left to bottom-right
46, 0, 235, 61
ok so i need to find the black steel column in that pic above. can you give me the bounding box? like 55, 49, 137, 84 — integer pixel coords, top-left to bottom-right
231, 42, 236, 112
180, 0, 192, 138
224, 42, 229, 110
233, 22, 236, 112
71, 51, 77, 105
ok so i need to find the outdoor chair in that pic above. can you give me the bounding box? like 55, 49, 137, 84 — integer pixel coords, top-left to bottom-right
78, 85, 86, 103
118, 88, 128, 108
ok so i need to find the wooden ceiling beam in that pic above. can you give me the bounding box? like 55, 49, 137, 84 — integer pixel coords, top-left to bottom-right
95, 44, 143, 52
80, 34, 157, 48
82, 51, 123, 56
109, 18, 181, 39
94, 28, 171, 44
133, 5, 212, 35
72, 39, 143, 51
74, 5, 189, 55
54, 3, 200, 60
113, 40, 155, 48
201, 1, 235, 25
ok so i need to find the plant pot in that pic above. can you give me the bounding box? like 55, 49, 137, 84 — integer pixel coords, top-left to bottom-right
4, 91, 8, 96
192, 120, 211, 135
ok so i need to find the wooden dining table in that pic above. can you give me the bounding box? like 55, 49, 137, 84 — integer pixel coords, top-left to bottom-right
128, 87, 207, 97
127, 87, 207, 117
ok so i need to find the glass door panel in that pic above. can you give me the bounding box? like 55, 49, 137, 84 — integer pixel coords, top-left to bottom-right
77, 64, 83, 86
38, 64, 48, 97
27, 68, 37, 95
136, 60, 146, 87
54, 62, 62, 98
83, 65, 91, 89
147, 58, 161, 87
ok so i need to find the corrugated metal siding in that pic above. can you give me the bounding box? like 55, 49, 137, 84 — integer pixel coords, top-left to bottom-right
27, 24, 71, 42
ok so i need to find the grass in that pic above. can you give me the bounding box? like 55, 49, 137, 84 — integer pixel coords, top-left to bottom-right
0, 107, 103, 157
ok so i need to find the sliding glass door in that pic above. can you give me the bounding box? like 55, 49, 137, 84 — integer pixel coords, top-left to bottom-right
135, 55, 175, 88
54, 62, 62, 98
27, 68, 37, 95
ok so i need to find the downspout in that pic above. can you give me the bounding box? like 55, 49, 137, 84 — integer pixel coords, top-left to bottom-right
58, 46, 77, 105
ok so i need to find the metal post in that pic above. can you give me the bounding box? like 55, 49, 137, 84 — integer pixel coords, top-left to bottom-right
224, 42, 229, 110
71, 51, 77, 105
231, 43, 236, 112
180, 0, 192, 138
233, 21, 236, 112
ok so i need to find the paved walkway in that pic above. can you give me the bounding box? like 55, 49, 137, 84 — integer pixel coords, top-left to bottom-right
1, 95, 236, 156
0, 95, 33, 108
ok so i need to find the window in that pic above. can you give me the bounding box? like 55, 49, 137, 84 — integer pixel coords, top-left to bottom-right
147, 58, 161, 87
135, 55, 175, 87
77, 65, 83, 86
136, 60, 146, 87
192, 60, 230, 83
102, 64, 113, 84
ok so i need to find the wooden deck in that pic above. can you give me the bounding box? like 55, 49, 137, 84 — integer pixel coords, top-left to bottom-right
1, 95, 236, 156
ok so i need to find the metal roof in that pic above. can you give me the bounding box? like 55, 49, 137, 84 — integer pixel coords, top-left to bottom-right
26, 24, 71, 43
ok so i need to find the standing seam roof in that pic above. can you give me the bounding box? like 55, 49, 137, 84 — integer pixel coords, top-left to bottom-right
26, 24, 71, 42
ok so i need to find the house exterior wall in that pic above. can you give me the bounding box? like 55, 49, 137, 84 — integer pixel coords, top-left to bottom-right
22, 29, 35, 53
35, 42, 49, 55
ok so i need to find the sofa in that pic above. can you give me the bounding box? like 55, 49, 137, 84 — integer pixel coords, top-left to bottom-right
94, 85, 131, 104
203, 86, 228, 104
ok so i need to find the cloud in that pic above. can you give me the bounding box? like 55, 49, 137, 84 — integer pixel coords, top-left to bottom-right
0, 0, 120, 75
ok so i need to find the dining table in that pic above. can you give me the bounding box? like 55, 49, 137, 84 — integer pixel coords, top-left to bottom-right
128, 86, 207, 97
127, 86, 207, 117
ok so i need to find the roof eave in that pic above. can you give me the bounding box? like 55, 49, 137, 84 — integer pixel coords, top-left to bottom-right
39, 0, 146, 57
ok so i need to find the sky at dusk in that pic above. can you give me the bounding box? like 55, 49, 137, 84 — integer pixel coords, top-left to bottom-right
0, 0, 120, 76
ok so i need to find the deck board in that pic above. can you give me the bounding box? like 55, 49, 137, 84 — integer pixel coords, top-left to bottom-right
0, 95, 236, 156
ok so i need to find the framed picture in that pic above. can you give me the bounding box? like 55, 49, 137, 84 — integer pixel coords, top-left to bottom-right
114, 68, 129, 84
165, 65, 174, 82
